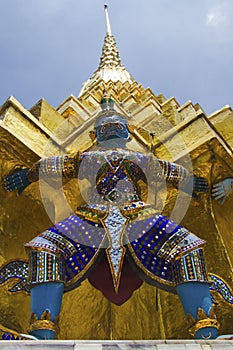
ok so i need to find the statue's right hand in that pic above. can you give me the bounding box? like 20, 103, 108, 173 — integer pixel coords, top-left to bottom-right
3, 168, 30, 195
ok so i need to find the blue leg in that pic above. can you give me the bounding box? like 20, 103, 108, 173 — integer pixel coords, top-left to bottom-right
176, 282, 219, 339
29, 282, 64, 340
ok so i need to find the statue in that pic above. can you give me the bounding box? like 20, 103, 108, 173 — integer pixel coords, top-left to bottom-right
1, 96, 233, 340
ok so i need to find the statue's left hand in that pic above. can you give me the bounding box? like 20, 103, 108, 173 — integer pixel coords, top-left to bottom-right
3, 168, 30, 195
212, 178, 233, 204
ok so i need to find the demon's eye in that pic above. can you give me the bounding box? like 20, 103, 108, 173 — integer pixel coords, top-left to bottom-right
117, 123, 123, 130
100, 125, 106, 133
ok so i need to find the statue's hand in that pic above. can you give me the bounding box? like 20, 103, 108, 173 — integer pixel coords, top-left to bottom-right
182, 176, 209, 199
212, 178, 233, 204
3, 168, 30, 195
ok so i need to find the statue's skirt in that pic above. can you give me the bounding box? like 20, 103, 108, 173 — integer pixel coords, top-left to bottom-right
25, 203, 206, 304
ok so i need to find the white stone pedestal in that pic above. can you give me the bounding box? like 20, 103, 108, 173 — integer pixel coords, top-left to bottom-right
0, 340, 233, 349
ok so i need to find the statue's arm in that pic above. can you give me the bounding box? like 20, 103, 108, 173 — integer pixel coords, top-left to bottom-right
212, 178, 233, 204
3, 152, 80, 194
158, 159, 208, 197
158, 159, 189, 185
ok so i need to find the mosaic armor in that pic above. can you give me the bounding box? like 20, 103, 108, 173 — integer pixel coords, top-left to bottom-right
23, 149, 209, 294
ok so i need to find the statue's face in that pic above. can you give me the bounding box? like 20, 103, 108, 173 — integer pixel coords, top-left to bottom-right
95, 114, 129, 142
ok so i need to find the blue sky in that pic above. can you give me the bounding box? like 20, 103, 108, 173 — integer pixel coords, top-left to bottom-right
0, 0, 232, 115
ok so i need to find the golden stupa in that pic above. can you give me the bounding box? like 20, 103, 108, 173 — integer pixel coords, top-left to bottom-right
0, 5, 232, 340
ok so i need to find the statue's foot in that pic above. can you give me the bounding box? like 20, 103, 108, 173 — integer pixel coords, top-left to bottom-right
217, 334, 233, 340
29, 329, 56, 340
194, 326, 218, 339
0, 323, 37, 340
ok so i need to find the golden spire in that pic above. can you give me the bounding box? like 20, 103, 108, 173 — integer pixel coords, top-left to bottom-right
98, 4, 123, 69
78, 4, 134, 97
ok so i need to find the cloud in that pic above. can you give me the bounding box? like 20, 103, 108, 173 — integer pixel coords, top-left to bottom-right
206, 5, 226, 27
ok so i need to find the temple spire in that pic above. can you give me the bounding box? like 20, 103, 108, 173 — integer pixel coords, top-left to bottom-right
104, 4, 112, 35
98, 5, 122, 70
78, 4, 134, 97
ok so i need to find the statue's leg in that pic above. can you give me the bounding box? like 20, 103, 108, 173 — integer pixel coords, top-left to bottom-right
29, 282, 64, 340
174, 248, 220, 339
24, 213, 103, 339
27, 250, 65, 339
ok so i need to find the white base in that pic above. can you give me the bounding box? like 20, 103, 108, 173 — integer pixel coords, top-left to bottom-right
0, 339, 233, 349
